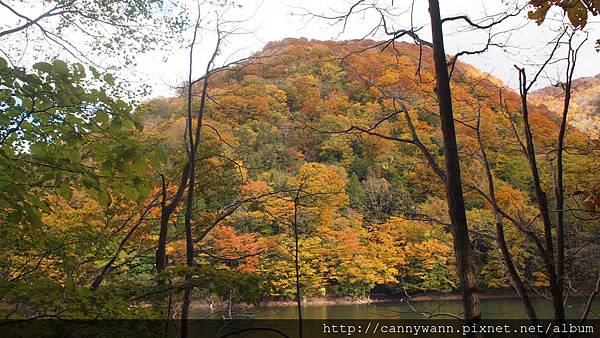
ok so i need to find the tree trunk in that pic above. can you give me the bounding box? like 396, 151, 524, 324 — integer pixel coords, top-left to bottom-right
156, 163, 189, 275
180, 159, 195, 338
475, 112, 539, 327
554, 53, 575, 317
180, 17, 201, 338
516, 68, 565, 326
427, 0, 481, 323
293, 196, 303, 338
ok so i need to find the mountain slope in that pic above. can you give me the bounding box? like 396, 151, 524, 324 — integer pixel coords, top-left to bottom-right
531, 74, 600, 133
137, 38, 600, 297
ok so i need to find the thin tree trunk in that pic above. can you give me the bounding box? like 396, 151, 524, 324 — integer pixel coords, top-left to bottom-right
475, 118, 540, 328
157, 174, 168, 275
180, 15, 201, 338
579, 275, 600, 326
179, 17, 221, 338
293, 195, 303, 338
516, 67, 565, 325
554, 45, 576, 311
427, 0, 481, 323
181, 160, 195, 338
156, 163, 189, 275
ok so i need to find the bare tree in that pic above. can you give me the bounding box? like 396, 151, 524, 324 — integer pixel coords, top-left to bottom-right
179, 8, 225, 337
164, 6, 277, 335
512, 28, 587, 330
455, 83, 541, 328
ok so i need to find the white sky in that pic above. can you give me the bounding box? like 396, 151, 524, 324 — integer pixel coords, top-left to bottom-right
132, 0, 600, 98
2, 0, 599, 98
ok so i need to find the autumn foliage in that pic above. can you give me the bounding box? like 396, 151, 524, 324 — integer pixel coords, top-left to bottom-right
3, 38, 599, 319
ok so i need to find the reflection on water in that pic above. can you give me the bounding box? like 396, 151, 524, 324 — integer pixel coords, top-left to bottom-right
194, 298, 600, 319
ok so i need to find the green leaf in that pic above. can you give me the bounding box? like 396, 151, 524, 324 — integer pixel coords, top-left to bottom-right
59, 185, 73, 201
133, 118, 144, 131
64, 147, 81, 162
104, 73, 115, 86
52, 59, 69, 75
90, 66, 101, 79
110, 118, 122, 131
29, 143, 47, 158
33, 62, 53, 73
7, 211, 20, 224
96, 111, 110, 124
123, 185, 138, 200
137, 182, 152, 198
65, 277, 74, 292
130, 157, 146, 175
81, 176, 98, 190
74, 63, 85, 76
98, 189, 113, 207
154, 148, 167, 165
25, 207, 43, 228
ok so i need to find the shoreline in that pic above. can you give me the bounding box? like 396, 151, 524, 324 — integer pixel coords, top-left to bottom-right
191, 288, 547, 310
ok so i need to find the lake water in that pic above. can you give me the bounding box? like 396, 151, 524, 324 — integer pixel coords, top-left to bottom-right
195, 297, 600, 319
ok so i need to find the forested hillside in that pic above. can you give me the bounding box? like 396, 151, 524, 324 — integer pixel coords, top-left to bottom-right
138, 39, 599, 300
5, 36, 598, 321
531, 74, 600, 133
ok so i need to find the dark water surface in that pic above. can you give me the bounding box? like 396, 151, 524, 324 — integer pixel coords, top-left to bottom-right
194, 297, 600, 319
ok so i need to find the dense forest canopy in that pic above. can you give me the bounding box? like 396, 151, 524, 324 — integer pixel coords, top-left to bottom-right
2, 36, 598, 315
531, 74, 600, 133
1, 1, 599, 337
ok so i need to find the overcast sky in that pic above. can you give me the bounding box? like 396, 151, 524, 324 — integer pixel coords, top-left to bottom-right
128, 0, 599, 98
3, 0, 599, 98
